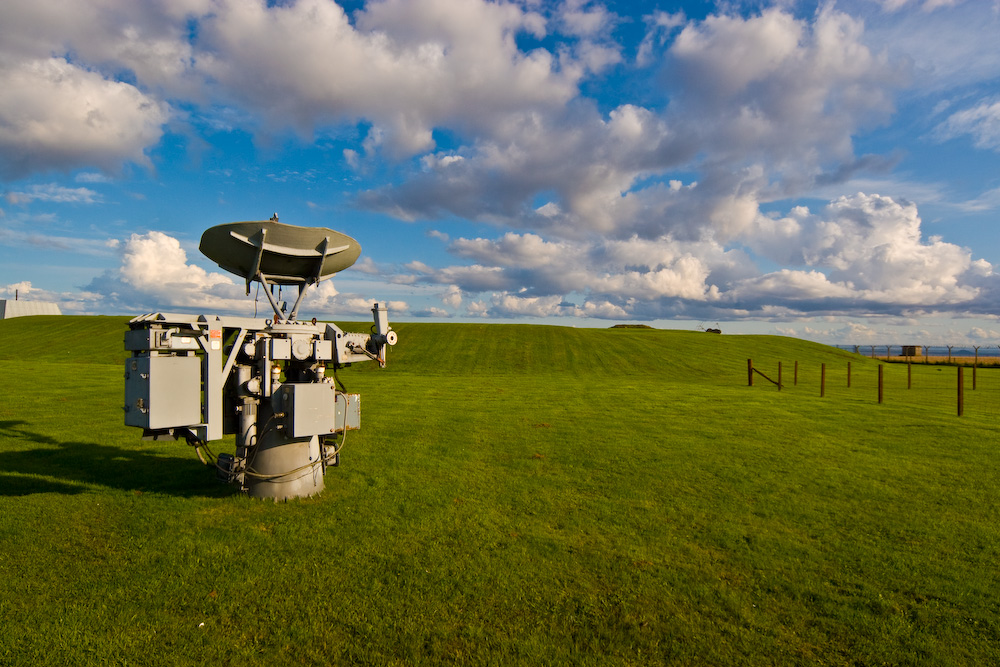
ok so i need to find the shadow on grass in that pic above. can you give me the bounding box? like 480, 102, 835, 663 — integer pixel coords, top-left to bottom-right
0, 419, 234, 498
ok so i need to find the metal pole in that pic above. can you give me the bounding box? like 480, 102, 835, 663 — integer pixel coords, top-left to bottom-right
958, 366, 964, 417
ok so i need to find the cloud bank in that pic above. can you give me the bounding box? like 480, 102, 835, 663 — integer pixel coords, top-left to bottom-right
0, 0, 998, 337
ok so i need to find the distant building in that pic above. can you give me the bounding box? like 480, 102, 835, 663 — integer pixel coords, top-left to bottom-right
900, 345, 918, 357
0, 300, 62, 319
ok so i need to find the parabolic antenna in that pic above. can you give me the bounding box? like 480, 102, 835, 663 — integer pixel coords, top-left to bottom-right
199, 218, 361, 286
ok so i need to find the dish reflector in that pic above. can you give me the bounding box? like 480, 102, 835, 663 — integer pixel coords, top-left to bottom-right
200, 220, 361, 285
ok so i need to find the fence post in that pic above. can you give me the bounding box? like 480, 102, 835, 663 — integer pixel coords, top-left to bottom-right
748, 359, 753, 387
958, 366, 964, 417
821, 363, 826, 397
878, 365, 884, 404
778, 362, 782, 391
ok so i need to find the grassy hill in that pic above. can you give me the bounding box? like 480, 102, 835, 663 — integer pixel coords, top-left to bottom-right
0, 315, 855, 376
1, 316, 997, 665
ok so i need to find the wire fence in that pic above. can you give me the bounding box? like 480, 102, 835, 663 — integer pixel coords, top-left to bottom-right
837, 345, 1000, 366
747, 357, 1000, 419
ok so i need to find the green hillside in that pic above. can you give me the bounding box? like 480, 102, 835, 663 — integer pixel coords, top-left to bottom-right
0, 315, 131, 364
1, 316, 998, 665
0, 315, 858, 378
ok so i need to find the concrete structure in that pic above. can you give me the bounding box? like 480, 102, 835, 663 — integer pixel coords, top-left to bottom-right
0, 300, 62, 319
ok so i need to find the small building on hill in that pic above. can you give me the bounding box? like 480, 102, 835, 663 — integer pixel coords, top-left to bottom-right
0, 300, 62, 319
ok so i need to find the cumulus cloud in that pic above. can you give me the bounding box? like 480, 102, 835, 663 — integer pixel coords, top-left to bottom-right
744, 193, 982, 307
81, 230, 405, 318
0, 57, 169, 178
359, 6, 906, 247
86, 231, 248, 313
0, 0, 582, 172
666, 6, 903, 177
376, 191, 996, 322
197, 0, 576, 154
1, 1, 997, 333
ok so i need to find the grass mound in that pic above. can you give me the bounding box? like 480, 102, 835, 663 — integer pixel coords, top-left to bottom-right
1, 316, 998, 665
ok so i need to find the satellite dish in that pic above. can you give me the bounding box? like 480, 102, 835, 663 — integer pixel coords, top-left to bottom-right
199, 219, 362, 286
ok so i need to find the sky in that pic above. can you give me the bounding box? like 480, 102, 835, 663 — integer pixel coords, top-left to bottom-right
1, 0, 999, 346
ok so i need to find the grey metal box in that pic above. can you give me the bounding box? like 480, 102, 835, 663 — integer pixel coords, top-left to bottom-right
269, 338, 292, 360
276, 384, 360, 437
313, 339, 333, 361
124, 356, 202, 429
335, 392, 361, 431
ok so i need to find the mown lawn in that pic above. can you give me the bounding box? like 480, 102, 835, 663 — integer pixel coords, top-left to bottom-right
1, 317, 998, 665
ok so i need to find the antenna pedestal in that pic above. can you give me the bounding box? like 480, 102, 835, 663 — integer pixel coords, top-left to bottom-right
123, 217, 396, 500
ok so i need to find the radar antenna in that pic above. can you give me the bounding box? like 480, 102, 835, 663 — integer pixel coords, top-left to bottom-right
124, 216, 396, 500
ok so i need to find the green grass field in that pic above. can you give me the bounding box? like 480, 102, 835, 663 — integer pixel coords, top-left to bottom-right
1, 316, 998, 665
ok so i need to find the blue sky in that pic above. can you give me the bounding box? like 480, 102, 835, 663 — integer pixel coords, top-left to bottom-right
1, 0, 999, 345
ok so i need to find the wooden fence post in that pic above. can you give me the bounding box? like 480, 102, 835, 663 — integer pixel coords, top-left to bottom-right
748, 359, 753, 387
878, 365, 884, 404
821, 363, 826, 397
958, 366, 964, 417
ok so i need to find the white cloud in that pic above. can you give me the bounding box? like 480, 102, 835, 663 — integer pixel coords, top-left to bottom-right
1, 1, 997, 334
666, 6, 904, 173
1, 280, 104, 315
858, 0, 1000, 94
360, 6, 906, 249
936, 98, 1000, 151
82, 230, 396, 318
197, 0, 578, 154
743, 193, 984, 307
0, 57, 169, 177
369, 190, 997, 322
440, 284, 462, 309
86, 230, 247, 312
5, 185, 101, 205
637, 10, 685, 66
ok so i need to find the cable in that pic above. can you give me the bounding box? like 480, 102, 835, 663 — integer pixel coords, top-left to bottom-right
332, 367, 348, 393
346, 341, 379, 361
241, 391, 351, 480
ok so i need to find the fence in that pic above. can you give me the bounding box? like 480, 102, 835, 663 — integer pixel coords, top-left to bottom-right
747, 357, 996, 418
840, 344, 1000, 366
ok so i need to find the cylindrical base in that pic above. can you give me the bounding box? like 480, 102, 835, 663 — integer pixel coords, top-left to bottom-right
246, 433, 325, 500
